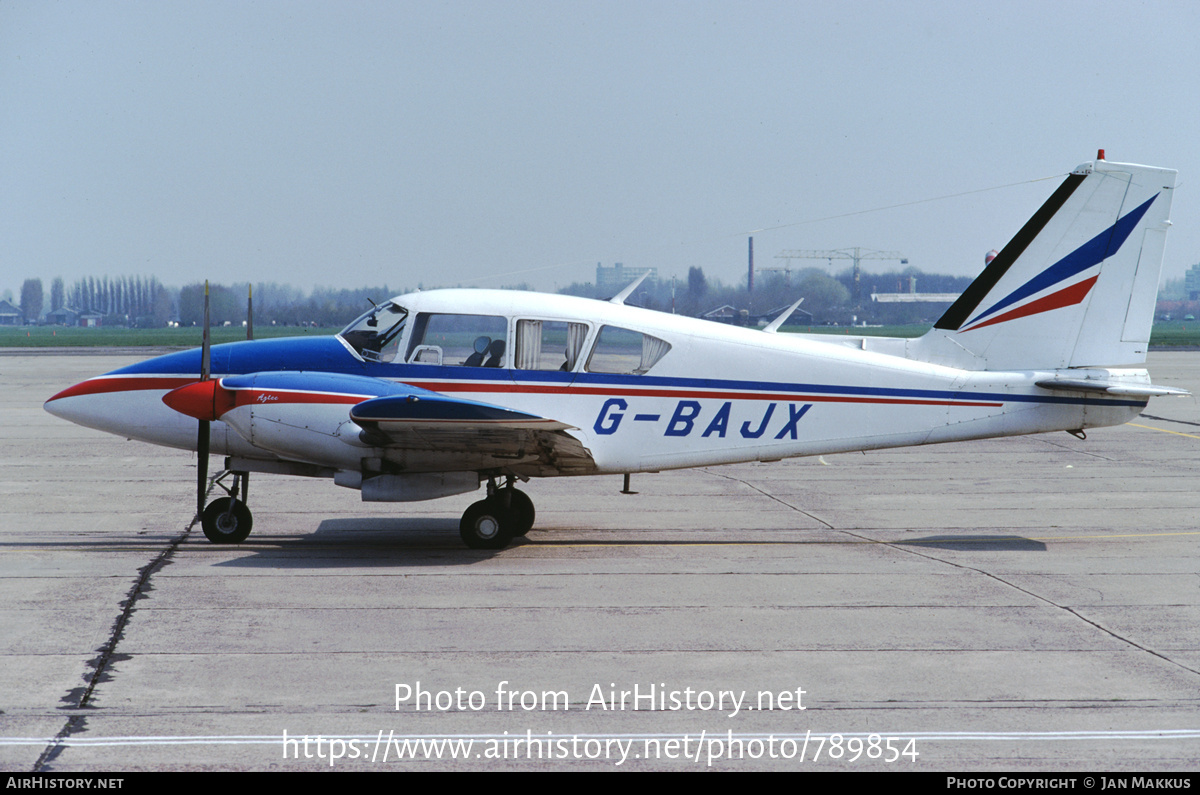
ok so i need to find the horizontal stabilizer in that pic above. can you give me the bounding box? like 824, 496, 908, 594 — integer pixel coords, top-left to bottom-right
1035, 378, 1189, 397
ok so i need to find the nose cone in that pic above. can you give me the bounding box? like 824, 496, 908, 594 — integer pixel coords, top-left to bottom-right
44, 374, 194, 441
163, 379, 238, 421
44, 377, 128, 426
43, 387, 80, 422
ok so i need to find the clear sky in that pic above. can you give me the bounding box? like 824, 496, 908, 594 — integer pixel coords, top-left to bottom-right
3, 0, 1199, 300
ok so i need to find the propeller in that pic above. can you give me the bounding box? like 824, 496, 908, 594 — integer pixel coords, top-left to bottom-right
246, 282, 253, 341
197, 281, 211, 518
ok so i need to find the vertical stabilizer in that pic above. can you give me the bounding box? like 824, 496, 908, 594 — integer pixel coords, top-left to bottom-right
911, 157, 1175, 371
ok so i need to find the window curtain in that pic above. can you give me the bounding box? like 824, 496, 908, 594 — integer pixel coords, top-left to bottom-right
639, 334, 671, 372
565, 323, 588, 370
517, 320, 542, 369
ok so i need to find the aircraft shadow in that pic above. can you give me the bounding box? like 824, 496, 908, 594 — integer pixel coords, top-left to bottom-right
206, 517, 506, 568
201, 527, 1047, 568
894, 534, 1047, 551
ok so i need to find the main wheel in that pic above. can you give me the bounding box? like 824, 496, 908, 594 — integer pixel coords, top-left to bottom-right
503, 488, 535, 537
460, 499, 514, 550
201, 497, 253, 544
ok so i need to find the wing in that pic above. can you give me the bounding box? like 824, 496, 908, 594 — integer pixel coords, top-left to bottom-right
165, 371, 596, 477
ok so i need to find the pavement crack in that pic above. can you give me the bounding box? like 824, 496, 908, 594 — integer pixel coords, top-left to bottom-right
1032, 436, 1117, 461
852, 533, 1200, 680
33, 516, 196, 771
703, 469, 835, 529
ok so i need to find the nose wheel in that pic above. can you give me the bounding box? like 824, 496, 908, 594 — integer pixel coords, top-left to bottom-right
200, 470, 254, 544
459, 479, 535, 549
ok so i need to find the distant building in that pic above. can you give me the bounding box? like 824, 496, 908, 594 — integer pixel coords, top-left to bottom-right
0, 299, 21, 325
44, 307, 79, 326
702, 304, 740, 323
761, 302, 813, 327
870, 292, 960, 303
1185, 263, 1200, 299
596, 262, 657, 294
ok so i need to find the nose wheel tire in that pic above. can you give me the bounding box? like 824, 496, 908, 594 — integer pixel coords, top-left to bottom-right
201, 497, 253, 544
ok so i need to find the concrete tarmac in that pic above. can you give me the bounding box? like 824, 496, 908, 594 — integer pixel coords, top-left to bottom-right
2, 351, 1198, 771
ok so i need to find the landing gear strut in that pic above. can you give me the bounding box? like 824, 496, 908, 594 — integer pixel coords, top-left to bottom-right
201, 470, 253, 544
459, 476, 535, 550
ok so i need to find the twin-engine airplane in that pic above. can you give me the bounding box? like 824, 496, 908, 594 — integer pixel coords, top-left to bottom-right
46, 154, 1186, 549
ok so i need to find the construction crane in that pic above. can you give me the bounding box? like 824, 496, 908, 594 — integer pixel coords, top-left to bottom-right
767, 248, 908, 307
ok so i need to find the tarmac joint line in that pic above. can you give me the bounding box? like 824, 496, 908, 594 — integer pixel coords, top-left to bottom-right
853, 533, 1200, 682
702, 468, 835, 529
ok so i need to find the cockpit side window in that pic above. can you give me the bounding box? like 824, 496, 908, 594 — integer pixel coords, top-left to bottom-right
515, 320, 590, 371
405, 313, 508, 367
585, 325, 671, 374
339, 302, 409, 363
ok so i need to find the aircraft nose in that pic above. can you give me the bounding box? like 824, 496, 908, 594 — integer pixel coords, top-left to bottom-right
43, 389, 76, 422
45, 370, 213, 450
44, 378, 105, 423
43, 376, 143, 433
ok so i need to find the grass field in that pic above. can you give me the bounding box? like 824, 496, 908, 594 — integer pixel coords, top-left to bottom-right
788, 323, 1200, 347
780, 324, 928, 338
4, 322, 1200, 348
0, 325, 342, 348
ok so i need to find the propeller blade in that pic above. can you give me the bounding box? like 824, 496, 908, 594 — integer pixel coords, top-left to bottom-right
197, 419, 209, 517
201, 280, 211, 381
197, 280, 212, 517
246, 283, 253, 341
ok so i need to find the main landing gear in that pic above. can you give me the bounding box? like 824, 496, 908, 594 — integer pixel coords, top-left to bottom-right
195, 470, 529, 549
459, 476, 535, 550
200, 470, 253, 544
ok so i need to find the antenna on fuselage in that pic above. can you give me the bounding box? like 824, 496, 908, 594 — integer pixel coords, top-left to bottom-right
763, 297, 805, 334
609, 271, 651, 305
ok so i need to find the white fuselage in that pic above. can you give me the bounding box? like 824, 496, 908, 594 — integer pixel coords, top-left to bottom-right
45, 290, 1148, 483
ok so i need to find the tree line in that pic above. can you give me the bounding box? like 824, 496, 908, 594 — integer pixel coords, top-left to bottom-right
561, 265, 975, 326
12, 276, 407, 328
13, 265, 977, 329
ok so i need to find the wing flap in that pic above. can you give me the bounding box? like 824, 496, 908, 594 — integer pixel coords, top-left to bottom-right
351, 394, 596, 475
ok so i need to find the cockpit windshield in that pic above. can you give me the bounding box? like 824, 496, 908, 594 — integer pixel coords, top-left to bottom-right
339, 302, 409, 363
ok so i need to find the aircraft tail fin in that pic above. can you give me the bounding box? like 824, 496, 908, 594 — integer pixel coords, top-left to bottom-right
911, 155, 1176, 371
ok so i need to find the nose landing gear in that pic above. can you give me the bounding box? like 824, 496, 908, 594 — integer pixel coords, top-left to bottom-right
200, 470, 253, 544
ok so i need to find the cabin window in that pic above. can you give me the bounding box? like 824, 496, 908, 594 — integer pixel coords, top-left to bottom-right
585, 325, 671, 374
339, 302, 409, 363
515, 320, 590, 371
405, 313, 508, 367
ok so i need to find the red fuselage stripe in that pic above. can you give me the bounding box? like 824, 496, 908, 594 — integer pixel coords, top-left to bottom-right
49, 374, 1004, 409
407, 382, 1004, 408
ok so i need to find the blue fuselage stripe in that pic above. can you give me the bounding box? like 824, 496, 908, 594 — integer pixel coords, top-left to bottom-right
108, 336, 1148, 409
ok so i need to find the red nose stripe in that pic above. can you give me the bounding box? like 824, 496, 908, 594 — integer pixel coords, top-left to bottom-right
162, 380, 238, 421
